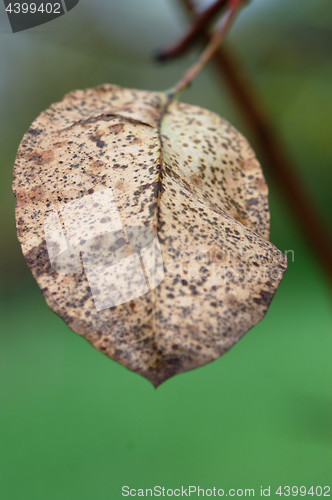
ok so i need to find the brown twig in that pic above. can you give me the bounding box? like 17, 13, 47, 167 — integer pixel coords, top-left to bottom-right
162, 0, 332, 285
156, 0, 228, 61
165, 0, 244, 103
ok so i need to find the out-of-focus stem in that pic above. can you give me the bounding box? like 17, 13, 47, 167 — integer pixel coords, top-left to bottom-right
163, 0, 245, 109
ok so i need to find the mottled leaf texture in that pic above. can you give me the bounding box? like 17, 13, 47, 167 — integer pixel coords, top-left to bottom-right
13, 84, 287, 387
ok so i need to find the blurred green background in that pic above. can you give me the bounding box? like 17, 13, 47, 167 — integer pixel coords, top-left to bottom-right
0, 0, 332, 498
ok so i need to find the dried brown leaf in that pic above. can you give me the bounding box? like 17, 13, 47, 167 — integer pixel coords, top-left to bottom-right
13, 84, 287, 387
